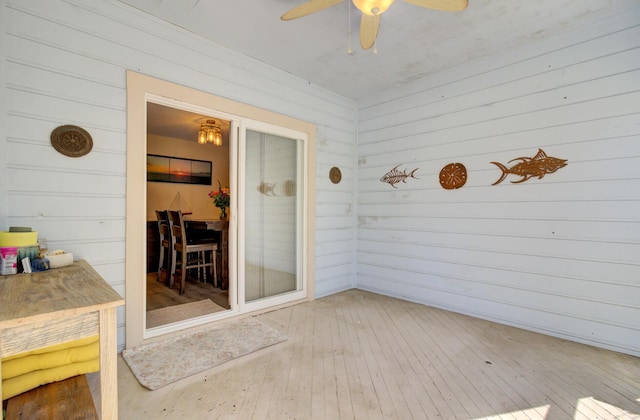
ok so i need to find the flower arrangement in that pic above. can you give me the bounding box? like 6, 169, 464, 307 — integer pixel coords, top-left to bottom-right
209, 180, 230, 219
209, 188, 230, 208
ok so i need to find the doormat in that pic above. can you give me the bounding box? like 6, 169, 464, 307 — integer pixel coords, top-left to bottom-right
146, 299, 226, 329
122, 318, 287, 390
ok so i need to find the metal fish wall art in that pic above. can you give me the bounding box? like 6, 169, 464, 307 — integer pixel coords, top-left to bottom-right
380, 165, 419, 188
491, 149, 567, 185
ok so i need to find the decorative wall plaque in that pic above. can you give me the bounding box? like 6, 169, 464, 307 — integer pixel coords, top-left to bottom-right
329, 167, 342, 184
50, 125, 93, 157
491, 148, 568, 185
439, 162, 467, 190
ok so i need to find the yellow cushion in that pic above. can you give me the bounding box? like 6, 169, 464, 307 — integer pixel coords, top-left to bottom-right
2, 337, 99, 380
2, 359, 99, 400
1, 336, 100, 400
2, 335, 98, 363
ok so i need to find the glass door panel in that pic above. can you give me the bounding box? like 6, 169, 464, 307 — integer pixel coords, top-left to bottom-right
243, 128, 303, 304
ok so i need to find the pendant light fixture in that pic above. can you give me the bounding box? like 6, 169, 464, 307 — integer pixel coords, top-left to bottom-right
198, 119, 222, 146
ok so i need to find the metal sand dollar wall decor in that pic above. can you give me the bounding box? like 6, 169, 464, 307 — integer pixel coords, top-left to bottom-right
491, 148, 567, 185
439, 162, 467, 190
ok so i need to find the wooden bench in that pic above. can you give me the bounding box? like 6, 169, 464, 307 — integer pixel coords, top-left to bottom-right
5, 375, 97, 420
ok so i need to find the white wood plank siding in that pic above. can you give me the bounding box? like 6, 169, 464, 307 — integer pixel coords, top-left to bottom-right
356, 11, 640, 357
1, 0, 357, 350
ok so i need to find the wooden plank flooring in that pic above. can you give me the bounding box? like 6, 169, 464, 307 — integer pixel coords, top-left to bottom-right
146, 273, 229, 311
94, 290, 640, 419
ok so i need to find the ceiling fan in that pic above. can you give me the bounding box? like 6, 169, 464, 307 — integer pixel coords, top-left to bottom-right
281, 0, 469, 50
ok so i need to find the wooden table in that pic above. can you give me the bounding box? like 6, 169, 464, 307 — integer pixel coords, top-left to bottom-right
0, 260, 124, 419
186, 220, 229, 289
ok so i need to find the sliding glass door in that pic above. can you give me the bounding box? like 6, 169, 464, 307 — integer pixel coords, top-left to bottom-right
126, 71, 315, 347
239, 124, 307, 310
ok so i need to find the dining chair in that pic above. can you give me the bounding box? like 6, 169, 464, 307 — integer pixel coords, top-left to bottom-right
168, 210, 218, 295
182, 220, 222, 288
155, 210, 171, 284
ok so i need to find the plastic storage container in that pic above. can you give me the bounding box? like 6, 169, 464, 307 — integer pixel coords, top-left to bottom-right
0, 246, 18, 275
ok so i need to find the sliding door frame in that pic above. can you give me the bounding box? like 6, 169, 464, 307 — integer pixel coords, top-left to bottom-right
125, 71, 315, 348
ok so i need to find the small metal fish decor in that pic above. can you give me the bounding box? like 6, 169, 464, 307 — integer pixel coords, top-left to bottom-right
380, 165, 419, 188
257, 182, 276, 196
491, 148, 567, 185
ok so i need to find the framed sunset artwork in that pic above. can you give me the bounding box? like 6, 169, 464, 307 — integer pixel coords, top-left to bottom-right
147, 154, 212, 185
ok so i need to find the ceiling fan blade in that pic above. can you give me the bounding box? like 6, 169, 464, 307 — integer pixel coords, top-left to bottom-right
281, 0, 343, 21
403, 0, 468, 12
360, 13, 381, 50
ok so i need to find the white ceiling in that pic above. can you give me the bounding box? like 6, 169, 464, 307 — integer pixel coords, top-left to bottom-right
120, 0, 637, 100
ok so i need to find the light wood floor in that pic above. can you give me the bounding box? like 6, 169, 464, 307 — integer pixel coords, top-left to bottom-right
96, 290, 640, 419
147, 273, 229, 310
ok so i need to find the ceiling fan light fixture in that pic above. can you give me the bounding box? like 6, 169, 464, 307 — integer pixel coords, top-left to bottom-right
352, 0, 394, 16
198, 119, 223, 146
281, 0, 466, 53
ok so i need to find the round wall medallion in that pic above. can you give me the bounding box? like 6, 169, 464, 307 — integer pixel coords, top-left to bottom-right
439, 162, 467, 190
329, 167, 342, 184
50, 125, 93, 157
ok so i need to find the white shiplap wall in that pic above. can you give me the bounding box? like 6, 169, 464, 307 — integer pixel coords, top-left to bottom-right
356, 11, 640, 357
1, 0, 357, 349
